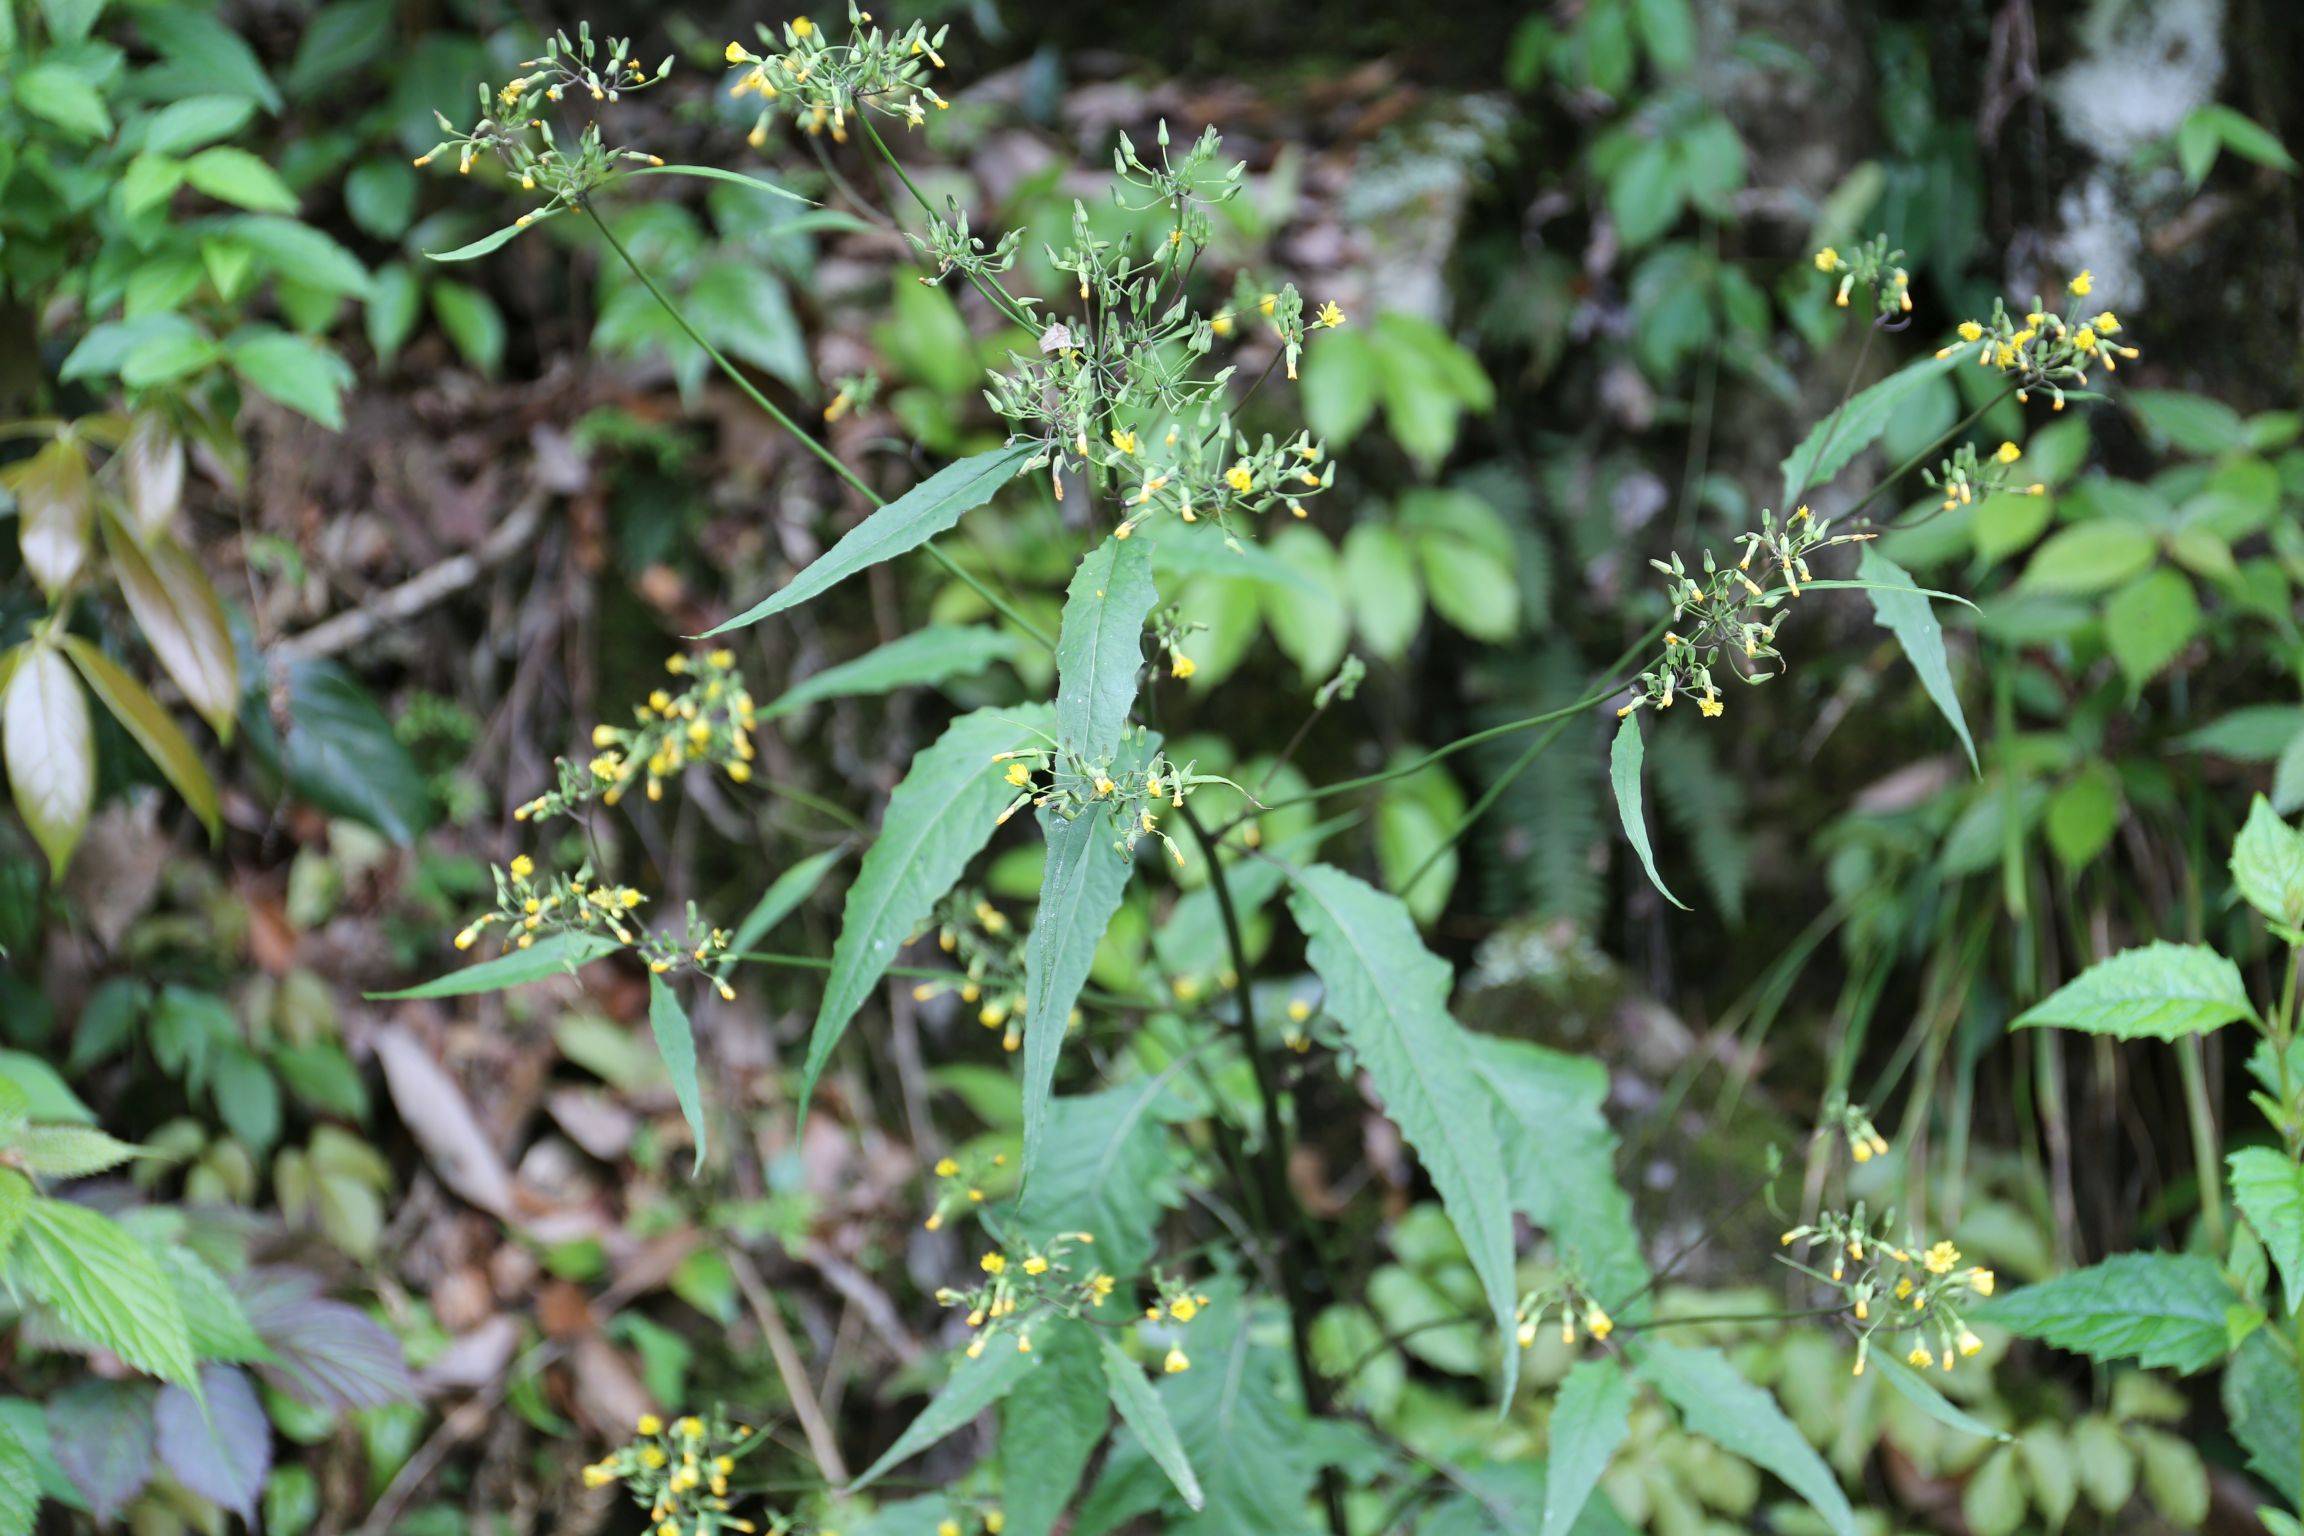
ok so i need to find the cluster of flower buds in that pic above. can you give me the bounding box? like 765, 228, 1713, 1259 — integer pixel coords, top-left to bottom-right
1102, 419, 1337, 545
1621, 505, 1875, 720
1820, 1092, 1894, 1164
933, 1233, 1129, 1360
1514, 1282, 1616, 1351
1922, 438, 2046, 512
932, 1511, 1004, 1536
990, 732, 1247, 870
724, 7, 953, 143
413, 26, 670, 218
1811, 236, 1914, 321
821, 372, 880, 423
453, 856, 737, 996
1779, 1206, 1996, 1377
910, 199, 1025, 288
581, 1411, 761, 1536
517, 651, 759, 822
1935, 270, 2140, 410
909, 891, 1030, 1052
921, 1147, 1009, 1232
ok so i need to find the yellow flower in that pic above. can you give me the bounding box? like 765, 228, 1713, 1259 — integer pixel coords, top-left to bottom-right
1225, 461, 1254, 494
1994, 441, 2021, 465
509, 854, 534, 880
981, 1253, 1007, 1275
937, 1523, 960, 1536
1813, 247, 1839, 272
1315, 300, 1345, 328
1210, 312, 1234, 337
1005, 761, 1032, 788
725, 41, 750, 63
985, 1514, 1005, 1535
1111, 428, 1138, 455
1957, 320, 1983, 342
1968, 1267, 1996, 1297
1023, 1255, 1050, 1276
1698, 694, 1724, 719
1171, 652, 1197, 680
1585, 1305, 1613, 1340
1958, 1329, 1982, 1357
2068, 268, 2092, 296
637, 1414, 663, 1436
1924, 1240, 1960, 1275
2093, 310, 2121, 335
1287, 999, 1312, 1023
934, 1156, 959, 1177
1169, 1296, 1198, 1322
791, 16, 815, 36
1906, 1347, 1931, 1369
1163, 1347, 1190, 1374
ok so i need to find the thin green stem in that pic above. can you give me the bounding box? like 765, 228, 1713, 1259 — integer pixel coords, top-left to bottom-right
2176, 1037, 2225, 1252
579, 202, 1053, 648
856, 117, 1039, 332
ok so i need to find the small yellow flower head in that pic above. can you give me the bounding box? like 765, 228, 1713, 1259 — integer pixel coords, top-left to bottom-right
725, 41, 750, 63
1316, 300, 1345, 328
1005, 761, 1033, 788
934, 1156, 959, 1177
509, 854, 535, 880
1225, 462, 1254, 494
1585, 1305, 1613, 1340
1957, 320, 1984, 342
1698, 695, 1724, 719
985, 1514, 1005, 1535
2068, 268, 2092, 296
1023, 1255, 1050, 1276
1516, 1321, 1537, 1348
1163, 1347, 1190, 1374
1171, 652, 1197, 680
937, 1522, 961, 1536
1813, 247, 1840, 273
1287, 999, 1312, 1023
637, 1413, 664, 1435
1958, 1329, 1982, 1357
1924, 1240, 1960, 1275
1995, 440, 2021, 464
791, 16, 816, 36
2093, 310, 2121, 335
981, 1252, 1007, 1275
1968, 1266, 1996, 1297
1169, 1296, 1198, 1323
1111, 428, 1138, 455
1210, 312, 1234, 337
1906, 1347, 1931, 1369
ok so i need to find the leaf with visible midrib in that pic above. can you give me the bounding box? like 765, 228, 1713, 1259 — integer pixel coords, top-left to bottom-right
1860, 546, 1976, 772
7, 1199, 197, 1387
1870, 1349, 2012, 1441
1017, 1080, 1181, 1279
848, 1338, 1038, 1492
999, 1320, 1107, 1536
800, 705, 1054, 1116
717, 846, 845, 982
100, 515, 236, 740
1286, 863, 1520, 1404
1099, 1336, 1203, 1511
648, 975, 708, 1173
1609, 715, 1686, 910
47, 1379, 154, 1525
154, 1366, 269, 1519
1, 646, 93, 878
0, 1417, 40, 1536
704, 444, 1035, 636
2232, 795, 2304, 930
59, 636, 220, 838
2012, 942, 2255, 1040
371, 930, 621, 999
1779, 353, 1955, 507
1542, 1357, 1633, 1536
1637, 1342, 1857, 1536
1054, 534, 1157, 763
2228, 1146, 2304, 1317
759, 626, 1028, 721
1978, 1251, 2241, 1374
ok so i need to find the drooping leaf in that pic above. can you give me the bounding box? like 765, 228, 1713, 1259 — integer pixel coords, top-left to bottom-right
13, 438, 92, 597
2011, 942, 2254, 1040
371, 931, 622, 999
2230, 1146, 2304, 1316
1020, 795, 1142, 1180
0, 1416, 41, 1536
758, 626, 1028, 721
1979, 1252, 2241, 1374
1286, 863, 1519, 1402
1017, 1079, 1182, 1279
58, 637, 219, 838
7, 1199, 197, 1387
1636, 1342, 1857, 1536
255, 659, 434, 845
2223, 1329, 2302, 1504
718, 846, 846, 980
801, 705, 1053, 1116
704, 445, 1035, 636
1609, 715, 1686, 909
998, 1320, 1108, 1536
1859, 546, 1976, 771
620, 162, 810, 203
2232, 795, 2304, 930
1779, 353, 1956, 507
1542, 1357, 1633, 1536
101, 514, 239, 739
425, 214, 555, 262
847, 1336, 1038, 1493
1054, 534, 1158, 763
153, 1366, 268, 1520
1, 647, 93, 877
233, 1269, 415, 1411
1098, 1336, 1202, 1512
648, 974, 707, 1173
12, 1126, 145, 1181
47, 1380, 155, 1525
1870, 1349, 2013, 1441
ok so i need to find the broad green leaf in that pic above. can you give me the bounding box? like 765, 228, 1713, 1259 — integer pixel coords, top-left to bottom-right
999, 1320, 1107, 1536
2230, 1146, 2304, 1316
2103, 568, 2201, 688
1341, 523, 1423, 660
1779, 353, 1955, 507
101, 517, 236, 738
1542, 1357, 1633, 1536
8, 1199, 197, 1386
2183, 705, 2304, 761
0, 1058, 92, 1125
1020, 798, 1139, 1180
1402, 489, 1519, 642
153, 1366, 268, 1519
2045, 763, 2122, 872
2018, 522, 2156, 596
426, 214, 554, 262
1286, 864, 1519, 1402
14, 438, 92, 597
704, 445, 1035, 635
1859, 546, 1976, 771
15, 63, 111, 139
47, 1378, 151, 1524
1054, 534, 1158, 762
371, 930, 622, 999
718, 846, 846, 979
1465, 1034, 1647, 1308
2223, 1329, 2302, 1503
2127, 389, 2248, 456
800, 705, 1053, 1115
2233, 795, 2304, 929
2012, 941, 2253, 1040
1980, 1252, 2240, 1373
2, 648, 93, 877
1963, 1443, 2024, 1536
1636, 1342, 1856, 1536
2135, 1427, 2209, 1529
1870, 1349, 2012, 1441
13, 1126, 145, 1180
136, 7, 281, 110
759, 626, 1027, 721
159, 1249, 269, 1363
59, 636, 220, 838
1610, 715, 1686, 909
648, 975, 707, 1173
1261, 526, 1350, 680
227, 216, 372, 299
430, 281, 506, 376
229, 332, 354, 431
1016, 1080, 1182, 1279
182, 147, 297, 213
1099, 1336, 1202, 1511
847, 1336, 1037, 1492
145, 95, 256, 156
263, 659, 431, 844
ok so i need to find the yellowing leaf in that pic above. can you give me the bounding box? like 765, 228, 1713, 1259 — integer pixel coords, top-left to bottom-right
2, 646, 94, 877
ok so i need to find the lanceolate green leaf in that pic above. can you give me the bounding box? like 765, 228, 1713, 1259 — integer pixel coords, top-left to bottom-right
1286, 863, 1520, 1403
847, 1336, 1038, 1493
620, 163, 811, 204
2012, 942, 2255, 1040
1021, 791, 1144, 1182
371, 930, 622, 999
718, 846, 846, 982
58, 636, 220, 839
1859, 546, 1976, 772
1099, 1336, 1203, 1511
2229, 1146, 2304, 1316
1978, 1251, 2241, 1374
1636, 1342, 1857, 1536
1542, 1357, 1633, 1536
704, 444, 1036, 636
8, 1199, 197, 1387
801, 705, 1054, 1116
647, 975, 707, 1173
1054, 534, 1158, 762
998, 1320, 1107, 1536
1779, 352, 1956, 507
426, 212, 557, 262
1609, 715, 1686, 910
759, 626, 1028, 721
1870, 1349, 2013, 1441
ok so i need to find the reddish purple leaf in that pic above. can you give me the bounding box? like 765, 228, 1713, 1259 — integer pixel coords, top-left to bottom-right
154, 1365, 269, 1520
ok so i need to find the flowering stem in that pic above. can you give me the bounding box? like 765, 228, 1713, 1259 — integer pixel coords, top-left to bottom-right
577, 201, 1054, 648
856, 116, 1040, 332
